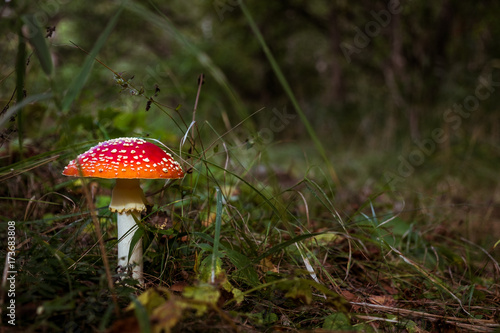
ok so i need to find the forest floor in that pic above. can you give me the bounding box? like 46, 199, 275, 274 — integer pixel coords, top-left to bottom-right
1, 137, 499, 332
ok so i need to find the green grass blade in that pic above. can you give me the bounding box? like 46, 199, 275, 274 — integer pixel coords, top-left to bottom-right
193, 232, 260, 287
223, 248, 260, 287
252, 233, 320, 264
21, 15, 53, 76
0, 92, 52, 130
211, 187, 223, 283
61, 6, 124, 113
15, 21, 26, 157
238, 0, 339, 185
129, 226, 144, 267
130, 296, 152, 333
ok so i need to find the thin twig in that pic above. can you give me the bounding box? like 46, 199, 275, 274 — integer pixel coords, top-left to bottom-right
460, 237, 500, 276
351, 301, 500, 331
80, 178, 120, 316
191, 73, 204, 142
388, 244, 473, 317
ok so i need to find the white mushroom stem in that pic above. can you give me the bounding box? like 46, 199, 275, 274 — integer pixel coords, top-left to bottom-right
116, 211, 143, 283
110, 179, 148, 284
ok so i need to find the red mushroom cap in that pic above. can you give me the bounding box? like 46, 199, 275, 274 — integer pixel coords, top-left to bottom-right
63, 137, 184, 179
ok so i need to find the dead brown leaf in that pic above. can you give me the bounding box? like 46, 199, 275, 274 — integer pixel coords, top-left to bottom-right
369, 295, 396, 307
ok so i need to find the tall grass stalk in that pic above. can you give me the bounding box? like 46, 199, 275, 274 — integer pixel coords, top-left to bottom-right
238, 0, 339, 185
211, 187, 223, 283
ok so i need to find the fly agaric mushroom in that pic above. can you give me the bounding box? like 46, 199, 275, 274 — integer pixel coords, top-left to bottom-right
63, 137, 184, 284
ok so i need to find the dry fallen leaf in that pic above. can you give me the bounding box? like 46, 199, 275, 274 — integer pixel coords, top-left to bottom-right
369, 295, 396, 307
259, 257, 278, 273
340, 290, 358, 302
107, 316, 140, 333
202, 212, 216, 227
170, 281, 189, 292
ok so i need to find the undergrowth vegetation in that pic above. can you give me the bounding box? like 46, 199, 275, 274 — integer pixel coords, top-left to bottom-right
1, 1, 500, 332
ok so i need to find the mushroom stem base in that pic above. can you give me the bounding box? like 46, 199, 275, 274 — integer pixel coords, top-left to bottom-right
117, 210, 144, 284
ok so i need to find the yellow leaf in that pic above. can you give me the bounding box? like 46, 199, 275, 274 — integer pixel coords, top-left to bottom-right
281, 278, 313, 305
150, 299, 187, 333
259, 257, 278, 273
201, 212, 216, 227
304, 233, 343, 247
183, 284, 220, 316
126, 288, 168, 314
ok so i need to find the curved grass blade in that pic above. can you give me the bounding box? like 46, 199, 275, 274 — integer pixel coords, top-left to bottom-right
238, 0, 339, 185
223, 248, 260, 287
15, 21, 26, 157
388, 243, 473, 317
21, 15, 53, 76
61, 6, 124, 112
252, 232, 320, 264
0, 93, 52, 130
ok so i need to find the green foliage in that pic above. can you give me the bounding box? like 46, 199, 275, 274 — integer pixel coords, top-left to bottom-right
322, 312, 353, 331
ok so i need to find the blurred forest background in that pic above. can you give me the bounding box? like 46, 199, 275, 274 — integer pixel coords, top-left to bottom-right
2, 0, 500, 237
1, 0, 500, 331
